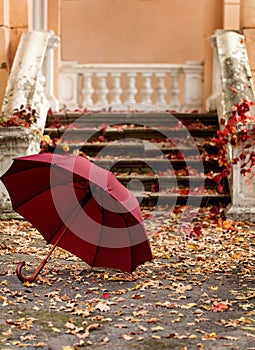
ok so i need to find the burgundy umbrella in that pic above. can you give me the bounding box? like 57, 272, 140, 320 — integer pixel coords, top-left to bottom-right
1, 153, 152, 282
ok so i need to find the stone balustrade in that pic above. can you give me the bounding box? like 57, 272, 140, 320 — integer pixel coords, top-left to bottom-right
59, 61, 203, 112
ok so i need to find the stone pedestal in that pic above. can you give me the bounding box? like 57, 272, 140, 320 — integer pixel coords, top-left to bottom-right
226, 141, 255, 221
0, 127, 41, 218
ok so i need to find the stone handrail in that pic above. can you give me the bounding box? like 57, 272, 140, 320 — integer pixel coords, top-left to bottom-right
59, 61, 203, 112
1, 30, 59, 132
211, 29, 255, 221
0, 30, 59, 217
208, 29, 255, 119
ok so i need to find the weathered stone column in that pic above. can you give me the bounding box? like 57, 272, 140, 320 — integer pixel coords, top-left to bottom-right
214, 29, 255, 221
0, 127, 41, 218
214, 30, 255, 119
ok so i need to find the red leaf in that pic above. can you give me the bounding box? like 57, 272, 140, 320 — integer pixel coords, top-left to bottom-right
98, 135, 106, 142
217, 184, 224, 193
213, 302, 228, 312
102, 293, 111, 299
213, 174, 222, 183
221, 169, 230, 178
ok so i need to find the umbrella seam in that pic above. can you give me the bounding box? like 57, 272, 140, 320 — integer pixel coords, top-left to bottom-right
49, 190, 93, 244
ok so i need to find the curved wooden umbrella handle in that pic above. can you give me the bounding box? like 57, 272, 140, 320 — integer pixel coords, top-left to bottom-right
16, 258, 49, 283
16, 229, 66, 283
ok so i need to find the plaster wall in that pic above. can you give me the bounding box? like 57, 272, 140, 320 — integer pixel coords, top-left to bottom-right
0, 0, 29, 110
60, 0, 224, 107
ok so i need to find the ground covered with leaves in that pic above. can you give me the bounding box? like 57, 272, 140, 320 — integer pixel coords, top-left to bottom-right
1, 205, 255, 350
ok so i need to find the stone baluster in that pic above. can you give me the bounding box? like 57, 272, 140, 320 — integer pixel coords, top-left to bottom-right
59, 71, 79, 110
96, 72, 109, 107
141, 73, 153, 105
110, 72, 122, 105
183, 61, 203, 112
82, 72, 94, 109
126, 72, 137, 104
155, 72, 167, 108
44, 33, 60, 112
58, 62, 204, 112
169, 69, 181, 111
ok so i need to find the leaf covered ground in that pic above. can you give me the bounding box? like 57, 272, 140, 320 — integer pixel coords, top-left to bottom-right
1, 205, 255, 349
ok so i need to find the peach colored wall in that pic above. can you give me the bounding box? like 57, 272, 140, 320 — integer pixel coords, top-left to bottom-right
224, 0, 240, 30
60, 0, 224, 107
0, 0, 29, 110
240, 0, 255, 87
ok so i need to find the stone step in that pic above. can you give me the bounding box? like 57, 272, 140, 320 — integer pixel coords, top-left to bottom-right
130, 191, 230, 207
45, 126, 217, 142
44, 111, 231, 207
47, 111, 218, 128
52, 140, 218, 159
115, 175, 222, 191
91, 158, 222, 173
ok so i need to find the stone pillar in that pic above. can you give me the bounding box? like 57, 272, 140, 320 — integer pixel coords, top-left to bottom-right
44, 33, 60, 111
214, 30, 255, 119
213, 29, 255, 221
48, 0, 61, 100
240, 0, 255, 88
33, 0, 47, 30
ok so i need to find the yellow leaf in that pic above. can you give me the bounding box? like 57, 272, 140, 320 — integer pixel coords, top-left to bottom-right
186, 303, 197, 308
136, 336, 144, 341
51, 327, 61, 333
23, 281, 31, 287
241, 326, 255, 331
2, 328, 12, 337
62, 143, 70, 152
122, 334, 133, 341
222, 220, 232, 229
79, 323, 101, 339
210, 286, 218, 290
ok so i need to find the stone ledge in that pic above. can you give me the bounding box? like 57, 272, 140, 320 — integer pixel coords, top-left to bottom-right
226, 204, 255, 222
0, 126, 41, 217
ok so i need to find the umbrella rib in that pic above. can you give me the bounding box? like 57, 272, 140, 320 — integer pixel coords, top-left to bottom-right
90, 188, 105, 269
49, 189, 93, 244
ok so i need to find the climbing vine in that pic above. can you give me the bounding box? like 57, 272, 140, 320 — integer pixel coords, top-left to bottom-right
0, 105, 38, 128
211, 99, 255, 192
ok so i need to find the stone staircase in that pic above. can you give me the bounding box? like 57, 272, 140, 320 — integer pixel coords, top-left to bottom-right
43, 111, 231, 208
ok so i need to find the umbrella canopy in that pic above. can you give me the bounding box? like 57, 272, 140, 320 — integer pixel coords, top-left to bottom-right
1, 153, 152, 282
